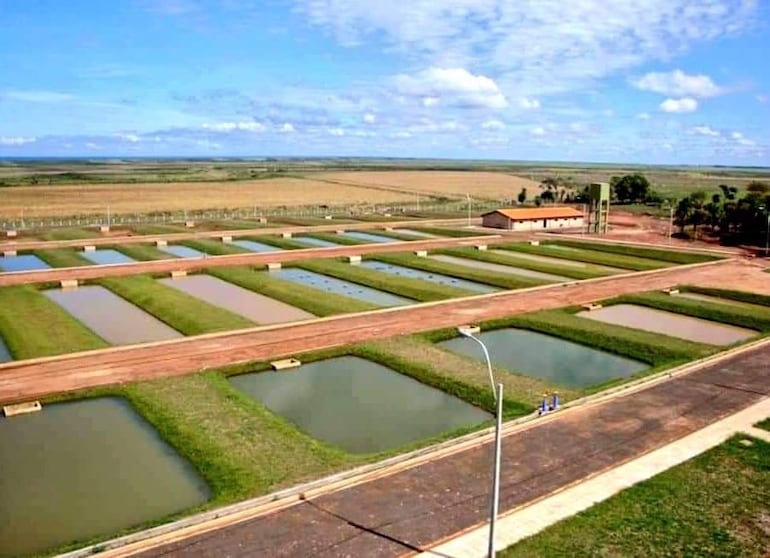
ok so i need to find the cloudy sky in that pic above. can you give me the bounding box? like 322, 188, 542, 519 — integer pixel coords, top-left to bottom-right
0, 0, 768, 164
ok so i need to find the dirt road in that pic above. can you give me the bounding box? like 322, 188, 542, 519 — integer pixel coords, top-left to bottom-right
1, 258, 765, 405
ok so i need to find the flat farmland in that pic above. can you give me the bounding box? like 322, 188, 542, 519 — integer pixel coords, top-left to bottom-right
0, 178, 413, 218
319, 171, 542, 200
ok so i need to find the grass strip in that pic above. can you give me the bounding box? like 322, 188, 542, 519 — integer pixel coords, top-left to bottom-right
408, 226, 487, 237
300, 232, 366, 245
243, 235, 309, 250
208, 266, 376, 315
0, 285, 108, 358
298, 258, 473, 301
130, 224, 189, 234
500, 242, 670, 271
33, 248, 92, 267
551, 239, 720, 264
371, 252, 545, 290
613, 292, 770, 332
98, 275, 254, 334
680, 286, 770, 308
502, 436, 770, 557
112, 243, 172, 261
38, 227, 99, 241
439, 247, 607, 280
178, 238, 250, 256
347, 229, 420, 242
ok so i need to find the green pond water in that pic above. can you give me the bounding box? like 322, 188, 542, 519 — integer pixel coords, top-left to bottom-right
230, 356, 491, 453
440, 329, 648, 388
0, 398, 210, 557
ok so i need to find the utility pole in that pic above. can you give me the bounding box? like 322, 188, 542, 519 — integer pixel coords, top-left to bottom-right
466, 193, 472, 228
668, 205, 674, 243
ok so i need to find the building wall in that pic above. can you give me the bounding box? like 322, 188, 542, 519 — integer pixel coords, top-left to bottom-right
510, 216, 584, 231
481, 213, 513, 229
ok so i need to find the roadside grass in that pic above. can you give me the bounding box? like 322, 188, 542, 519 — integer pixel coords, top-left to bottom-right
680, 286, 770, 308
178, 238, 251, 256
243, 235, 309, 250
98, 275, 254, 335
501, 436, 770, 558
33, 248, 92, 267
370, 252, 545, 290
612, 292, 770, 333
208, 266, 376, 315
298, 258, 474, 301
0, 285, 108, 358
440, 247, 607, 280
499, 242, 671, 271
300, 232, 366, 246
112, 243, 172, 261
549, 239, 720, 265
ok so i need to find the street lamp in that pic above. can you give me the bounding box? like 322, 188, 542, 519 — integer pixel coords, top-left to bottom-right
458, 325, 503, 558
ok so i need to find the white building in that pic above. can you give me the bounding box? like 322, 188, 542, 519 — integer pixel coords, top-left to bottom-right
481, 207, 584, 231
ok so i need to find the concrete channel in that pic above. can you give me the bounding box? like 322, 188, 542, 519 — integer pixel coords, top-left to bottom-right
360, 260, 499, 293
161, 275, 314, 325
272, 268, 412, 307
429, 254, 570, 282
44, 285, 182, 345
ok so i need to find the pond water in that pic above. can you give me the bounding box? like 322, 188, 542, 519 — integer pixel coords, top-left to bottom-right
489, 249, 624, 273
0, 254, 51, 272
576, 304, 757, 346
229, 356, 490, 453
394, 228, 439, 238
160, 245, 207, 259
0, 397, 209, 557
294, 236, 342, 248
273, 268, 412, 307
231, 240, 279, 253
81, 249, 136, 266
439, 328, 647, 388
360, 260, 499, 293
44, 285, 182, 345
161, 275, 314, 325
341, 231, 398, 243
429, 255, 569, 282
0, 337, 11, 362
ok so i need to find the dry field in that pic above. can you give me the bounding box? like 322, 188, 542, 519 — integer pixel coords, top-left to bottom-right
319, 171, 542, 201
0, 178, 413, 218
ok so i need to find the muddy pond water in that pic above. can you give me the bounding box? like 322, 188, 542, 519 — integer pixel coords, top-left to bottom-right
273, 268, 412, 307
230, 240, 279, 252
341, 231, 398, 243
360, 260, 499, 293
294, 236, 342, 247
81, 249, 136, 265
429, 255, 569, 282
577, 304, 757, 346
229, 356, 491, 453
0, 337, 11, 362
440, 328, 647, 388
0, 254, 51, 272
44, 285, 182, 345
160, 245, 207, 258
161, 275, 314, 324
0, 397, 209, 557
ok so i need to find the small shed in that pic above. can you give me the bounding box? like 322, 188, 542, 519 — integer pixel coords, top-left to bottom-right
481, 207, 584, 231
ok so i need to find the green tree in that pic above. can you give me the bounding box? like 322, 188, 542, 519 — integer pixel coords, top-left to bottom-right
611, 173, 651, 203
517, 188, 527, 204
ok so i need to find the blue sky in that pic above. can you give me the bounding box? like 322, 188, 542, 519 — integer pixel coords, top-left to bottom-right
0, 0, 768, 164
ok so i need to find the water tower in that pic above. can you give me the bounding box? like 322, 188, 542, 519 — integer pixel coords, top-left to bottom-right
586, 182, 610, 234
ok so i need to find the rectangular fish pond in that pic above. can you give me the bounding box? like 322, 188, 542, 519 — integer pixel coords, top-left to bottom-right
489, 250, 624, 273
576, 304, 757, 346
0, 254, 51, 272
429, 254, 570, 282
44, 285, 182, 345
272, 268, 412, 307
340, 231, 398, 243
0, 397, 209, 557
229, 356, 491, 453
393, 228, 438, 238
159, 245, 207, 258
161, 275, 314, 324
0, 336, 11, 362
360, 260, 499, 293
440, 328, 647, 388
231, 239, 280, 252
294, 236, 343, 248
81, 249, 136, 265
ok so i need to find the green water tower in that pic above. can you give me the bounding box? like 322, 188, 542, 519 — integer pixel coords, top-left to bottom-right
587, 182, 610, 234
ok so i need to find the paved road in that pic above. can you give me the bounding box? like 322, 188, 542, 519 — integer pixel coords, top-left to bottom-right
135, 342, 770, 558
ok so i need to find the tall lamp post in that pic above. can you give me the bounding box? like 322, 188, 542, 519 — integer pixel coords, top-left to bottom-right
458, 325, 503, 558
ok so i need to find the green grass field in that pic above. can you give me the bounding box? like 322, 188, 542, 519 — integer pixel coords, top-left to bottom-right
33, 248, 93, 268
550, 240, 720, 265
300, 232, 366, 246
113, 243, 172, 261
178, 238, 251, 256
500, 242, 671, 271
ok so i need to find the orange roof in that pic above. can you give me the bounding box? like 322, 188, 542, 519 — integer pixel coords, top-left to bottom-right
482, 207, 584, 220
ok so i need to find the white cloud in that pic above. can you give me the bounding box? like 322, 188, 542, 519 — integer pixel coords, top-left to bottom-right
280, 123, 295, 133
692, 125, 719, 137
731, 131, 755, 146
202, 121, 265, 132
632, 69, 725, 98
660, 97, 698, 113
85, 142, 100, 149
757, 94, 769, 104
0, 136, 37, 145
1, 90, 73, 103
115, 133, 141, 143
422, 97, 439, 107
530, 126, 546, 136
636, 112, 651, 120
328, 128, 345, 136
481, 119, 505, 130
519, 97, 540, 109
363, 112, 376, 123
394, 67, 507, 109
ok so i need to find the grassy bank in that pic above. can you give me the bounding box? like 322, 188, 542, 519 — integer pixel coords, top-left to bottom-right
502, 436, 770, 557
178, 238, 251, 256
499, 242, 670, 271
680, 286, 770, 308
550, 239, 720, 264
0, 285, 108, 358
298, 258, 473, 301
208, 266, 376, 315
113, 243, 172, 261
409, 226, 486, 237
371, 252, 545, 290
38, 227, 99, 241
244, 235, 308, 250
440, 247, 607, 280
99, 275, 254, 334
300, 232, 366, 245
33, 248, 92, 267
129, 224, 189, 235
